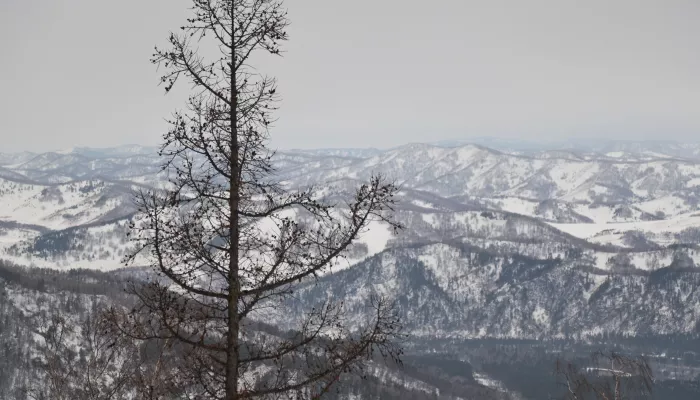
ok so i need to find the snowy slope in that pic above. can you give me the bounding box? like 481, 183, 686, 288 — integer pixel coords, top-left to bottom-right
1, 142, 700, 323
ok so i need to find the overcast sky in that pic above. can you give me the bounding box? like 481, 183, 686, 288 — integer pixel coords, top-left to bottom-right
1, 0, 699, 152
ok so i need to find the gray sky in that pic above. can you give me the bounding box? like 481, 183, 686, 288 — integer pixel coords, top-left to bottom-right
1, 0, 699, 153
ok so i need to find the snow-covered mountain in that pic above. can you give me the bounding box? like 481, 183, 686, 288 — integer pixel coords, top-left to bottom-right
435, 138, 700, 161
2, 142, 700, 318
0, 147, 162, 269
3, 141, 700, 266
2, 141, 700, 398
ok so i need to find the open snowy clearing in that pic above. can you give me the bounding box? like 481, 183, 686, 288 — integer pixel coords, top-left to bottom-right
548, 212, 700, 239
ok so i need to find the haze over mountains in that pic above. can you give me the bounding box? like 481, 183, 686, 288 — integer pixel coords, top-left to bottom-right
2, 140, 700, 398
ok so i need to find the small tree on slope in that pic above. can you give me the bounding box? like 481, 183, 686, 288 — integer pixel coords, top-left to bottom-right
556, 351, 653, 400
107, 1, 403, 399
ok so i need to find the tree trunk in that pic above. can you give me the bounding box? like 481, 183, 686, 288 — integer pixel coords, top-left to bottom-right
226, 5, 240, 397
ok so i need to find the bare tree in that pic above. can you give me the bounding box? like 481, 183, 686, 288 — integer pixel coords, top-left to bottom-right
129, 338, 187, 400
555, 351, 654, 400
106, 0, 403, 399
27, 310, 134, 400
